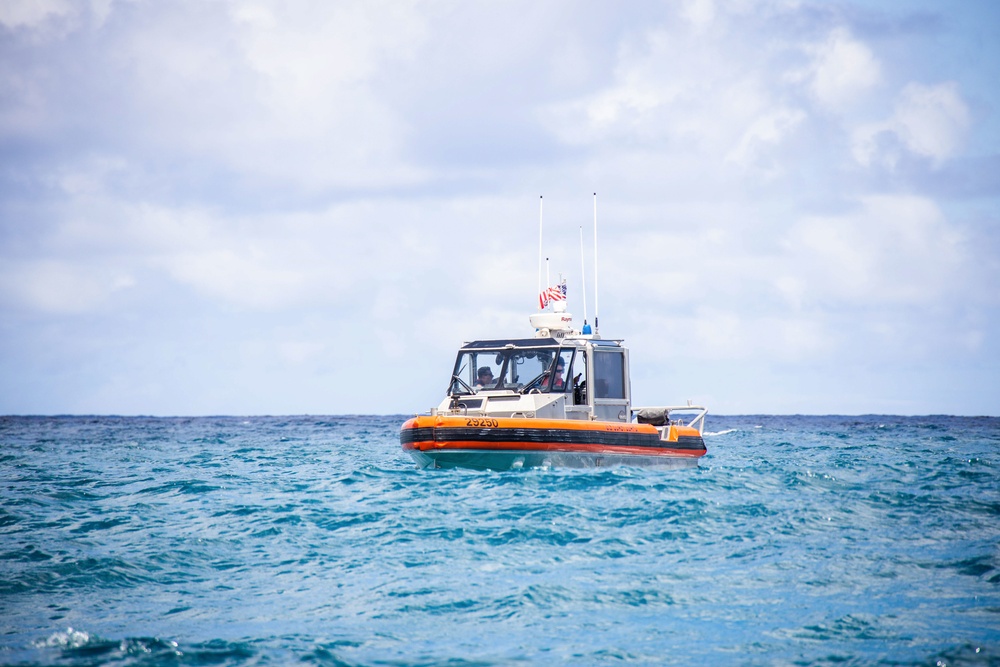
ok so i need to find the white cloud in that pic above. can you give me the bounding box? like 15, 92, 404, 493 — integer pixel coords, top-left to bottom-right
0, 0, 73, 29
542, 26, 780, 175
158, 248, 307, 309
800, 27, 881, 109
631, 308, 836, 364
0, 0, 996, 415
231, 1, 423, 89
277, 339, 327, 365
609, 193, 971, 373
219, 0, 427, 188
0, 190, 541, 318
3, 1, 430, 192
725, 106, 807, 170
853, 82, 970, 167
782, 195, 964, 305
0, 0, 124, 33
894, 82, 971, 159
544, 8, 879, 184
0, 259, 134, 314
681, 0, 716, 29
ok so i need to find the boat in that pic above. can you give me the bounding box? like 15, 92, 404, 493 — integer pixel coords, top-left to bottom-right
400, 298, 707, 471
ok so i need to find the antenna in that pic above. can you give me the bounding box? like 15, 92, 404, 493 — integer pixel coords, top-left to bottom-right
579, 225, 590, 333
593, 192, 599, 333
537, 196, 543, 310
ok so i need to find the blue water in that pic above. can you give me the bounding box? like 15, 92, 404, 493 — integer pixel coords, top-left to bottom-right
1, 415, 998, 666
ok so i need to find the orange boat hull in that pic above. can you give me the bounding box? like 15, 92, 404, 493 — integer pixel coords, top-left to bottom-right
400, 415, 706, 470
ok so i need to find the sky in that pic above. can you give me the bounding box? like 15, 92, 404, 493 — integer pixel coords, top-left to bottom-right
0, 0, 998, 416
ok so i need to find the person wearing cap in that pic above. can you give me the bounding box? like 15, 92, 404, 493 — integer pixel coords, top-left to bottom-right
476, 367, 495, 388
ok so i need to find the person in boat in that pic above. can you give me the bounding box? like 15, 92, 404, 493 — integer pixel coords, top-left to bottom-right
551, 360, 566, 391
476, 367, 495, 388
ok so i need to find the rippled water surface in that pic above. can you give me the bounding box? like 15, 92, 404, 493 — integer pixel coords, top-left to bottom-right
1, 414, 998, 666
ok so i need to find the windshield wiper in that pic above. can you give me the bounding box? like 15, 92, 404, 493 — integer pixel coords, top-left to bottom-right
519, 370, 550, 394
451, 374, 476, 394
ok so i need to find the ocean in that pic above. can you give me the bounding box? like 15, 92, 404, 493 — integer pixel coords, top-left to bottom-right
1, 414, 997, 666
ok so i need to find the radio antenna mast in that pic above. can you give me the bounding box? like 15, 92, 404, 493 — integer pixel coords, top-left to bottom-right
593, 192, 600, 333
579, 225, 590, 333
537, 196, 543, 310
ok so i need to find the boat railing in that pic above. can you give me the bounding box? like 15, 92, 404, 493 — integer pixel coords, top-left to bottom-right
630, 404, 707, 434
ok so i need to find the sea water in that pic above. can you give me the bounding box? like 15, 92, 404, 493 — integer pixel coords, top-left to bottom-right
1, 414, 998, 666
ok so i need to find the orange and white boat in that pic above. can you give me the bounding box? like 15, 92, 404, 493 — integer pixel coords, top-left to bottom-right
400, 298, 707, 470
402, 195, 706, 470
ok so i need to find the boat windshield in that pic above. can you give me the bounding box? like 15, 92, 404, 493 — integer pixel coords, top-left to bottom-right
449, 346, 571, 395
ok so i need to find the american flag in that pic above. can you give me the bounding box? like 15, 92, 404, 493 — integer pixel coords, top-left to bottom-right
538, 281, 567, 309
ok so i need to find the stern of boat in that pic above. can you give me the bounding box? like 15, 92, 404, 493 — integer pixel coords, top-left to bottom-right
632, 404, 707, 452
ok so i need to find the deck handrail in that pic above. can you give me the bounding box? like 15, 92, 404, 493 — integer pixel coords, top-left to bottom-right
630, 405, 708, 433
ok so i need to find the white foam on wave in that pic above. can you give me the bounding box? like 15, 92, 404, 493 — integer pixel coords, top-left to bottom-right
704, 428, 737, 437
33, 629, 182, 656
35, 627, 91, 649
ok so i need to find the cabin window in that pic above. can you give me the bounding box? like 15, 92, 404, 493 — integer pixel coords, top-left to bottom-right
449, 347, 563, 394
451, 351, 502, 394
548, 349, 574, 393
502, 349, 553, 391
593, 350, 625, 399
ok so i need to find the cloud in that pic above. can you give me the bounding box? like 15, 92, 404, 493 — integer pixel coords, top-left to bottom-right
217, 0, 428, 187
541, 20, 779, 155
0, 187, 540, 320
0, 0, 997, 415
0, 0, 73, 29
540, 9, 900, 189
800, 27, 881, 109
635, 307, 836, 363
681, 0, 716, 29
606, 191, 974, 386
725, 106, 808, 171
782, 194, 964, 305
0, 1, 429, 199
0, 258, 134, 314
852, 81, 970, 167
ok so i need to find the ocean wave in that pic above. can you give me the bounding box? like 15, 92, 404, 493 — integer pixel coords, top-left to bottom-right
2, 415, 998, 666
28, 629, 263, 667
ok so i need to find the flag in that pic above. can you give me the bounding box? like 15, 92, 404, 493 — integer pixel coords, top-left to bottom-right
550, 282, 567, 301
538, 281, 567, 309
